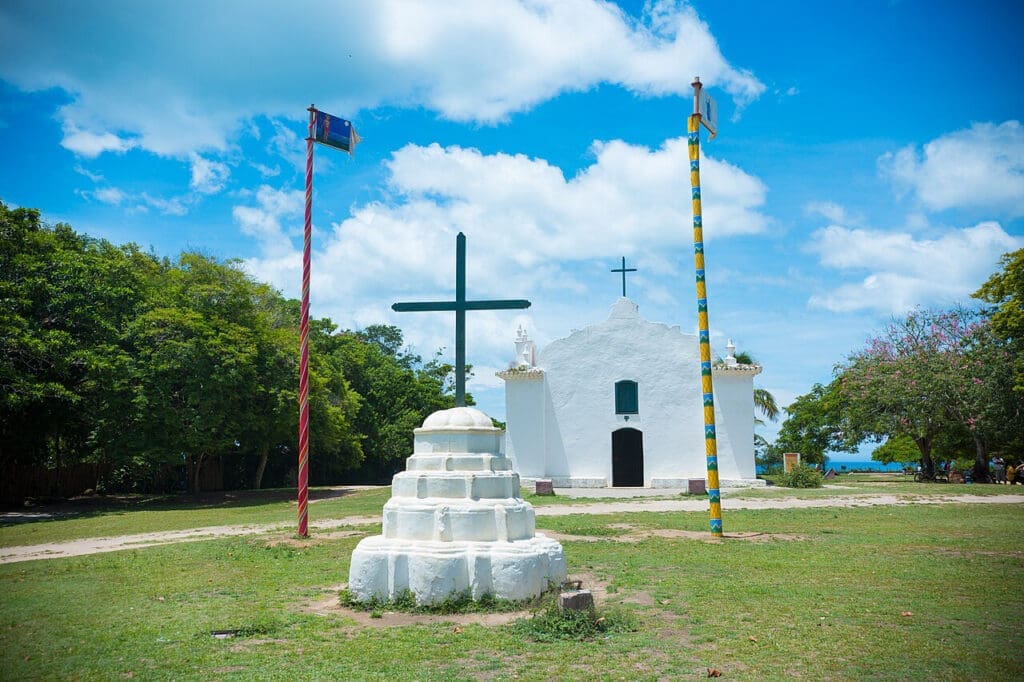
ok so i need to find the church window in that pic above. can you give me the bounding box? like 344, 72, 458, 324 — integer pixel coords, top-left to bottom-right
615, 380, 639, 414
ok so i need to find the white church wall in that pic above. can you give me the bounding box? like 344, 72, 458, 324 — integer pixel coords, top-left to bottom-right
500, 298, 762, 488
539, 299, 708, 487
541, 379, 576, 482
711, 370, 759, 481
501, 371, 546, 478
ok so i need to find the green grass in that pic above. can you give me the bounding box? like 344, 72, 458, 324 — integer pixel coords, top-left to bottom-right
727, 477, 1024, 499
2, 486, 1022, 680
0, 487, 392, 547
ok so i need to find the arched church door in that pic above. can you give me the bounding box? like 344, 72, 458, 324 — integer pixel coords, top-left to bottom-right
612, 428, 644, 487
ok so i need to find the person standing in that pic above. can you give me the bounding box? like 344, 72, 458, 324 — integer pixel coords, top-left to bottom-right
993, 457, 1006, 484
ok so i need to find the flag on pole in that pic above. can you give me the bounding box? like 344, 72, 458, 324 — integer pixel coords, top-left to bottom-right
313, 110, 360, 153
297, 103, 359, 537
698, 88, 718, 138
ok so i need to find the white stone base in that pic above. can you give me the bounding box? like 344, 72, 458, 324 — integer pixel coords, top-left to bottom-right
348, 534, 566, 605
650, 477, 693, 488
548, 476, 608, 488
348, 406, 566, 606
650, 477, 766, 489
720, 478, 767, 488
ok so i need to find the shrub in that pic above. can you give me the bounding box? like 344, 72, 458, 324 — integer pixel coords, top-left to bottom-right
777, 464, 823, 488
509, 595, 637, 642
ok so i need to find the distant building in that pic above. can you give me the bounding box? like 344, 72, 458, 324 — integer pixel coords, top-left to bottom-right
498, 298, 763, 488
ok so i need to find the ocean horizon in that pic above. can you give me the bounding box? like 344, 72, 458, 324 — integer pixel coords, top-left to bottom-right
826, 460, 906, 472
757, 460, 907, 474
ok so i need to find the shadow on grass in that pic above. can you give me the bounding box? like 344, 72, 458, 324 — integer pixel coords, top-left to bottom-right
0, 486, 367, 526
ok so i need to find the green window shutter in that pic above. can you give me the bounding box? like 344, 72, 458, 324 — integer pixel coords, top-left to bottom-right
615, 380, 639, 414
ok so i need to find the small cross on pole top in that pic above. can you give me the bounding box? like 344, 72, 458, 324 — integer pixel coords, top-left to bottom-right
392, 233, 531, 407
611, 256, 637, 298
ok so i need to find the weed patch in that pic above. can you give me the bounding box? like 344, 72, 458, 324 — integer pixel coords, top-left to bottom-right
339, 588, 538, 615
509, 594, 638, 642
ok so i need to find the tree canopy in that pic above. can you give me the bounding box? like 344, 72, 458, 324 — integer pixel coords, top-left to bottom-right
765, 280, 1023, 480
0, 202, 464, 501
974, 248, 1024, 393
763, 382, 855, 467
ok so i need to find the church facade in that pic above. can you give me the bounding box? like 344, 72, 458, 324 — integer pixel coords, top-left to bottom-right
498, 298, 763, 488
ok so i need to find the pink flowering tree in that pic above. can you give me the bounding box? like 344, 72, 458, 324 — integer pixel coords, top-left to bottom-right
838, 308, 1022, 481
934, 312, 1022, 481
838, 310, 953, 478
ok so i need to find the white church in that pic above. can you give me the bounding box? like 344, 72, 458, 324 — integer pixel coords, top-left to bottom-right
498, 297, 763, 488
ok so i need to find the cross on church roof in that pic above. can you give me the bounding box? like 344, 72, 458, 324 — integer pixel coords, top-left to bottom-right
611, 256, 637, 298
392, 232, 531, 406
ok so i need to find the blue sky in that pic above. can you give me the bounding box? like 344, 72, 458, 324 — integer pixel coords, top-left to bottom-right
2, 1, 1022, 457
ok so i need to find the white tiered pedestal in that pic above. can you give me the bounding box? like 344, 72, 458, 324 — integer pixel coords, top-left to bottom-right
347, 407, 565, 605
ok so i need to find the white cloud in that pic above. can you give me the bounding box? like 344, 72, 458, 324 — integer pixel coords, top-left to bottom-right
806, 222, 1022, 313
93, 187, 126, 205
244, 136, 766, 299
252, 163, 280, 178
0, 0, 763, 157
233, 185, 303, 253
240, 136, 769, 372
60, 125, 135, 157
140, 193, 188, 216
879, 120, 1024, 216
189, 154, 231, 194
76, 185, 193, 216
383, 137, 767, 258
73, 165, 104, 182
233, 185, 305, 292
805, 201, 853, 225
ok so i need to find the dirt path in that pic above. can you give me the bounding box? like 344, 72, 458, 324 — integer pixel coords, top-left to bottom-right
2, 494, 1022, 565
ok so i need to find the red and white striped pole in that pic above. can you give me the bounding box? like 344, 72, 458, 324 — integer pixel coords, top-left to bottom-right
297, 105, 315, 537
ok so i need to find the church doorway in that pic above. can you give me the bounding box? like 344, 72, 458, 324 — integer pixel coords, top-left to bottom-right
612, 428, 644, 487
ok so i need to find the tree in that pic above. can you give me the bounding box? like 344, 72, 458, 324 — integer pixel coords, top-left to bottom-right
871, 435, 920, 466
754, 388, 779, 423
765, 382, 855, 466
305, 320, 364, 485
329, 327, 461, 482
126, 299, 254, 493
837, 311, 959, 478
240, 295, 297, 489
125, 254, 367, 493
0, 203, 457, 498
974, 248, 1024, 393
729, 349, 779, 467
0, 202, 156, 483
927, 311, 1023, 481
836, 307, 1023, 481
729, 350, 778, 422
355, 324, 413, 366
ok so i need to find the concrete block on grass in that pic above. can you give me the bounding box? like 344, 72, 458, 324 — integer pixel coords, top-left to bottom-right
559, 589, 594, 612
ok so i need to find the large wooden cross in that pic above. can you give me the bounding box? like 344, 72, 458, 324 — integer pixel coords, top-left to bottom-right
611, 256, 637, 298
392, 232, 530, 406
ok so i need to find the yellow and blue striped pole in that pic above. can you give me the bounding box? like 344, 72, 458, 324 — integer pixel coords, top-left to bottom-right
688, 78, 723, 537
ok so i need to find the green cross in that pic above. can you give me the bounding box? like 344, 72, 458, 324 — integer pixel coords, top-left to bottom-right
392, 232, 531, 406
611, 256, 637, 297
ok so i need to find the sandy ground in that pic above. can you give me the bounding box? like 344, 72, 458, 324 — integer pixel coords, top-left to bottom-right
2, 492, 1022, 565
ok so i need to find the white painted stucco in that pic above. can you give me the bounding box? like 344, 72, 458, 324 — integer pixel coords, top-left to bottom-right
499, 298, 762, 488
348, 407, 566, 605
